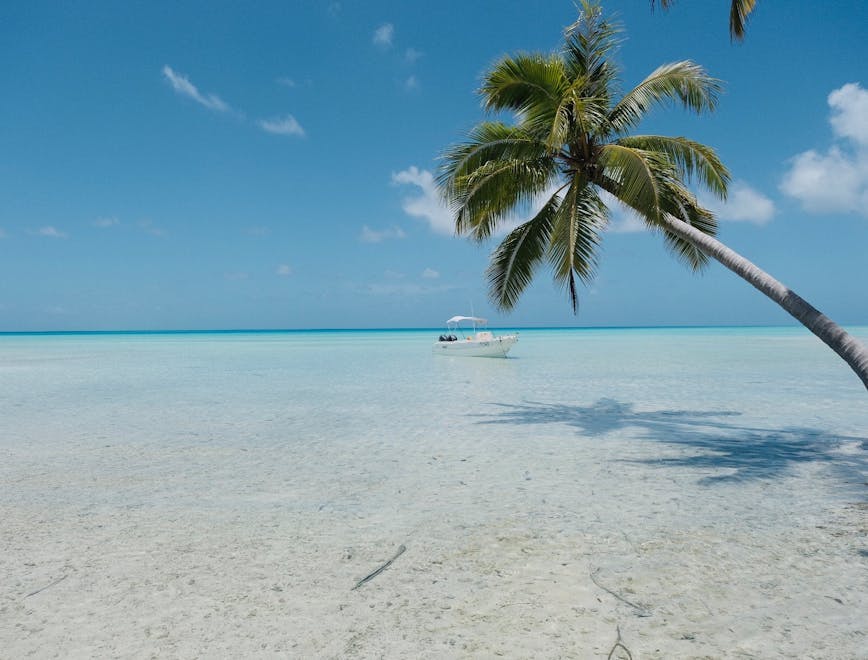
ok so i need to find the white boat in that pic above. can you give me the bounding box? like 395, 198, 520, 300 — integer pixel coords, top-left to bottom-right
433, 316, 518, 358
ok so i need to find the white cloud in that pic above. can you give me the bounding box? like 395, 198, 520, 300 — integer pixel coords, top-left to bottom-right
703, 181, 775, 225
360, 225, 406, 243
138, 219, 166, 237
162, 65, 230, 112
404, 75, 419, 92
781, 82, 868, 216
373, 23, 394, 48
405, 48, 423, 64
258, 115, 305, 137
276, 77, 296, 88
829, 83, 868, 146
93, 216, 119, 228
607, 210, 647, 233
38, 226, 67, 239
422, 267, 439, 279
392, 166, 454, 235
276, 264, 293, 276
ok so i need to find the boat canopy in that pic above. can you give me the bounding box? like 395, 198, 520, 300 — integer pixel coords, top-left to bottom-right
446, 316, 487, 325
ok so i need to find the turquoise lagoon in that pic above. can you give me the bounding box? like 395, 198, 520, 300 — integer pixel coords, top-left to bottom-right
1, 326, 866, 656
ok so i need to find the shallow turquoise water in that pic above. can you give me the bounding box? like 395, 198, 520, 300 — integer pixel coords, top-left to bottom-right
2, 326, 865, 507
1, 327, 866, 656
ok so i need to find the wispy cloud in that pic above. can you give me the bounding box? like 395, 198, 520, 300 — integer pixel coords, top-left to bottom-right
258, 114, 305, 137
373, 23, 394, 48
607, 210, 646, 233
93, 216, 120, 228
422, 267, 439, 279
276, 264, 292, 276
360, 225, 406, 243
703, 181, 775, 225
276, 77, 296, 88
224, 271, 249, 281
38, 226, 68, 239
363, 282, 456, 296
781, 82, 868, 217
391, 166, 453, 235
138, 219, 166, 237
404, 75, 419, 92
405, 48, 423, 64
162, 65, 230, 113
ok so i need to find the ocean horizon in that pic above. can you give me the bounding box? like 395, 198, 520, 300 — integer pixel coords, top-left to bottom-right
3, 323, 867, 336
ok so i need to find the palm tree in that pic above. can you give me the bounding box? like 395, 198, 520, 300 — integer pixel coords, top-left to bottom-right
439, 1, 868, 390
651, 0, 757, 41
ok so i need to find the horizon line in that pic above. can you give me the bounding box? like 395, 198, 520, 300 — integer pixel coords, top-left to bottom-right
2, 322, 866, 337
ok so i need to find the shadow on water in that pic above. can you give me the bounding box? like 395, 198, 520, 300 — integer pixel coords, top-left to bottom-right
475, 398, 868, 487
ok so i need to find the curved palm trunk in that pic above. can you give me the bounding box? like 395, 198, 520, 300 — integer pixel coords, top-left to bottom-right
661, 216, 868, 391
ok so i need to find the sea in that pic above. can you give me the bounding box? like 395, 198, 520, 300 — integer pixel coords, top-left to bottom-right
2, 326, 866, 656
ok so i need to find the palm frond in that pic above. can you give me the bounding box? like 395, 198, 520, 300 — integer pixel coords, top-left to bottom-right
616, 135, 730, 198
657, 184, 716, 270
487, 192, 562, 311
596, 144, 672, 225
480, 53, 567, 117
562, 0, 620, 102
438, 122, 549, 197
546, 178, 606, 312
600, 168, 717, 271
451, 157, 558, 240
729, 0, 757, 41
650, 0, 757, 42
541, 80, 612, 148
609, 62, 722, 133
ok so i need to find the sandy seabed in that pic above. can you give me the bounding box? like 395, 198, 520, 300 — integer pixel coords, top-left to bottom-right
3, 424, 866, 659
1, 332, 867, 658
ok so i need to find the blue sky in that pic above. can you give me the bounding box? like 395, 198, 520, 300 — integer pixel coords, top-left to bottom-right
1, 0, 866, 331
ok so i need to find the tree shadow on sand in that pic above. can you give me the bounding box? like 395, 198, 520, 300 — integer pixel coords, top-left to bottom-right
475, 398, 867, 487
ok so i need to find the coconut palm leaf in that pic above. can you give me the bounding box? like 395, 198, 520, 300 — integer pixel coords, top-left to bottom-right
486, 192, 563, 310
438, 123, 549, 195
729, 0, 757, 41
596, 144, 666, 225
547, 82, 611, 149
562, 0, 620, 98
616, 135, 730, 198
651, 0, 758, 41
609, 62, 721, 133
546, 179, 606, 312
451, 158, 557, 240
480, 53, 566, 116
657, 185, 716, 270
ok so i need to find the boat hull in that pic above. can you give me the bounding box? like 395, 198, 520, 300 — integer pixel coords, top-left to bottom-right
432, 334, 518, 357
